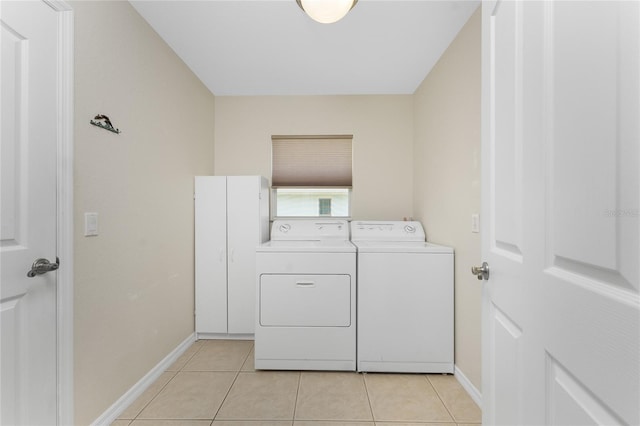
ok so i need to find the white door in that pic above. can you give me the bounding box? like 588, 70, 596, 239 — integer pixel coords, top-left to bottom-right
481, 1, 639, 425
227, 176, 261, 334
1, 1, 61, 424
194, 176, 228, 334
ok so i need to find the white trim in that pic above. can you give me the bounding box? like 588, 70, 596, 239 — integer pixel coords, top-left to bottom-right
46, 1, 75, 425
91, 333, 197, 426
455, 364, 483, 409
196, 332, 254, 341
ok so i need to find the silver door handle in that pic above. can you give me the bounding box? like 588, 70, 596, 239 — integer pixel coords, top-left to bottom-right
27, 257, 60, 278
471, 262, 489, 281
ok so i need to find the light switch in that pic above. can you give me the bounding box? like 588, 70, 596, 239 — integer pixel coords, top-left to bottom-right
471, 213, 480, 233
85, 212, 98, 236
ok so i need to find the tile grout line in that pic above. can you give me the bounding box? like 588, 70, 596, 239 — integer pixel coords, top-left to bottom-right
238, 341, 254, 372
130, 340, 208, 423
292, 371, 303, 424
425, 374, 458, 424
130, 370, 178, 419
126, 343, 202, 423
209, 344, 255, 426
427, 375, 483, 425
361, 373, 377, 423
210, 351, 249, 422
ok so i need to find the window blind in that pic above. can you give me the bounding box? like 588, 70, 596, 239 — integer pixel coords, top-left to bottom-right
271, 135, 353, 187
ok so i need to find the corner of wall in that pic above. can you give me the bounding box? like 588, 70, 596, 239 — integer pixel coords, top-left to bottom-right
72, 1, 215, 423
411, 7, 482, 392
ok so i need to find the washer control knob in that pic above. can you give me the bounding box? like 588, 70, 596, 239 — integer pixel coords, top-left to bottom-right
279, 224, 291, 233
404, 225, 416, 233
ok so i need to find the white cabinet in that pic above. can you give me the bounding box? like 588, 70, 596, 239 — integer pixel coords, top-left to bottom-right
195, 176, 269, 337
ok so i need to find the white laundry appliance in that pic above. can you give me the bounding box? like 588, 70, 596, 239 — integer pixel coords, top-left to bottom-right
255, 219, 356, 371
351, 221, 454, 373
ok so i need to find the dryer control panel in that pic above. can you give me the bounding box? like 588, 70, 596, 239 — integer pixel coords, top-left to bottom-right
271, 219, 350, 241
350, 221, 426, 242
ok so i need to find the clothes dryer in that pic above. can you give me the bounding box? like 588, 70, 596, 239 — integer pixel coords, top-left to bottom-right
351, 221, 454, 373
255, 219, 356, 371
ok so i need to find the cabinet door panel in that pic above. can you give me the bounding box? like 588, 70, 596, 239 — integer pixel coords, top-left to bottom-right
227, 176, 261, 334
195, 176, 228, 333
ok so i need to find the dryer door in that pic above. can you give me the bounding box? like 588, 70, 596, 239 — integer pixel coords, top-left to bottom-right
259, 274, 351, 327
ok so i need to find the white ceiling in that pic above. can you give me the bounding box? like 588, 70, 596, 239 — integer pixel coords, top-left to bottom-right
130, 0, 480, 96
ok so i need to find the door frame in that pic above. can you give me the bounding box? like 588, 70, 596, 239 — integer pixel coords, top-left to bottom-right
46, 1, 74, 424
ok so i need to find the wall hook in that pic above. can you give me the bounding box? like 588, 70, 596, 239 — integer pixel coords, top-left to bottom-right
90, 114, 121, 134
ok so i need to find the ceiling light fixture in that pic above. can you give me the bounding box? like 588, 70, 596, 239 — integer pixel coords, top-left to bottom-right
296, 0, 358, 24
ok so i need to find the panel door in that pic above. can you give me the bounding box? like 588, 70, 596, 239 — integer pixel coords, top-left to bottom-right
194, 176, 228, 333
227, 176, 262, 334
1, 1, 59, 424
482, 1, 639, 425
481, 2, 529, 422
259, 274, 351, 327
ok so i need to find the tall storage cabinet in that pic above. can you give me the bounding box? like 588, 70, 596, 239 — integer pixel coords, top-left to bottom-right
195, 176, 269, 337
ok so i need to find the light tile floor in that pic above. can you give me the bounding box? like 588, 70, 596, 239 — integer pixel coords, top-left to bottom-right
113, 340, 481, 426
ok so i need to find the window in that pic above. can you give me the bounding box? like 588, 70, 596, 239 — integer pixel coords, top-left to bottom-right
271, 135, 352, 218
318, 198, 331, 216
273, 188, 349, 217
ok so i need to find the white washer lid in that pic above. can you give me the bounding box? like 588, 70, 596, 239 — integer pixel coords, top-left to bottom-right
350, 221, 426, 242
258, 239, 356, 253
352, 241, 453, 254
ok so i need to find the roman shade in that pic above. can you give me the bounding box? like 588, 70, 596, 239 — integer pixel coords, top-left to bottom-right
271, 135, 353, 187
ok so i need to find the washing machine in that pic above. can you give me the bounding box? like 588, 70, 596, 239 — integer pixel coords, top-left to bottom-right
351, 220, 454, 373
255, 219, 356, 371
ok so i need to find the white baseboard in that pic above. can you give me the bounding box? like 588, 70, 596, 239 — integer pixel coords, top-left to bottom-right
91, 333, 196, 426
454, 364, 483, 408
196, 332, 254, 340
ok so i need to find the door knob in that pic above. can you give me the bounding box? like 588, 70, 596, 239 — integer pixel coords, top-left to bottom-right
471, 262, 489, 281
27, 257, 59, 278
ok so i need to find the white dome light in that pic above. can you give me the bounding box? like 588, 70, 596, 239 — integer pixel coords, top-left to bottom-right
296, 0, 358, 24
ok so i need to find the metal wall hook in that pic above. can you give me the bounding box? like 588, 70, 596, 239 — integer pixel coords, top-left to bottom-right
90, 114, 120, 134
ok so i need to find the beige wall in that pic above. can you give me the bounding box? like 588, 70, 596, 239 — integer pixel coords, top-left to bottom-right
214, 96, 414, 220
69, 3, 481, 421
72, 1, 215, 424
413, 7, 482, 390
